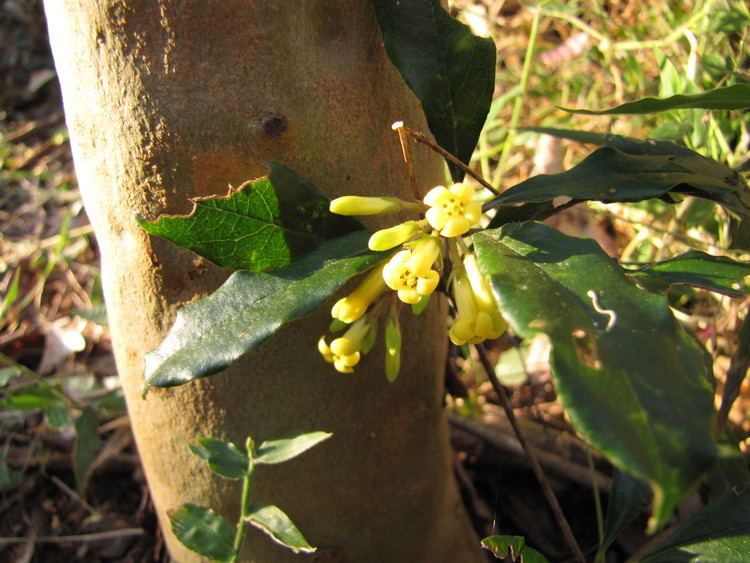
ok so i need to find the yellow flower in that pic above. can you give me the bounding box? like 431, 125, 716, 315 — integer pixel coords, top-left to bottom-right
368, 220, 423, 251
382, 237, 441, 304
449, 254, 506, 346
331, 263, 387, 324
330, 196, 416, 216
318, 316, 372, 373
423, 183, 482, 237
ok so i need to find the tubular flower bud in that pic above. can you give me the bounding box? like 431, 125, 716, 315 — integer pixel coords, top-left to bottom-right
382, 237, 441, 304
384, 312, 402, 382
368, 220, 423, 251
423, 183, 482, 237
331, 263, 387, 324
330, 196, 415, 216
318, 316, 371, 373
449, 257, 506, 346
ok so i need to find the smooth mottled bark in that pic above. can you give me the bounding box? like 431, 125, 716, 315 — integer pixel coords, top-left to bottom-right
45, 2, 483, 561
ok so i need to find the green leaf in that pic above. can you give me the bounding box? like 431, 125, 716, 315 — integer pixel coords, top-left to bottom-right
474, 223, 717, 531
145, 232, 383, 388
43, 402, 72, 430
624, 251, 750, 297
0, 366, 22, 386
641, 489, 750, 562
2, 384, 59, 409
562, 83, 750, 115
189, 438, 249, 480
371, 0, 496, 181
255, 431, 332, 465
487, 144, 750, 220
73, 407, 100, 493
245, 504, 316, 554
599, 470, 651, 556
481, 535, 549, 562
169, 503, 235, 562
138, 162, 361, 272
0, 268, 21, 320
0, 453, 22, 492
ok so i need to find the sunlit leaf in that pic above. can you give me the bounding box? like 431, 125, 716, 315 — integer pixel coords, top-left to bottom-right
190, 438, 249, 480
625, 251, 750, 297
145, 232, 384, 388
169, 503, 235, 562
372, 0, 496, 180
0, 366, 21, 386
486, 145, 750, 220
255, 431, 332, 465
474, 223, 717, 531
245, 504, 316, 554
562, 83, 750, 114
139, 162, 361, 272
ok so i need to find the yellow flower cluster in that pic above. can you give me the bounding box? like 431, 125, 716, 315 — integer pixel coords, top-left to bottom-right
320, 182, 505, 378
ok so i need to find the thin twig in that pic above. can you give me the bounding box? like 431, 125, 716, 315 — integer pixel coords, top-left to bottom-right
399, 125, 499, 195
391, 121, 421, 200
0, 528, 144, 544
475, 343, 586, 563
49, 475, 99, 516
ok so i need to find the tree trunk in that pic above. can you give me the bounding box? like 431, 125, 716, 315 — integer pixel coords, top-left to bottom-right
44, 2, 483, 561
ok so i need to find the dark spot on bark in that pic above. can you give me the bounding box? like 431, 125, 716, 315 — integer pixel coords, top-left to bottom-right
346, 175, 351, 181
251, 112, 288, 139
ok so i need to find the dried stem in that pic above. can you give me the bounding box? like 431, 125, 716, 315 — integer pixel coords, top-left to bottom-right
475, 343, 586, 563
397, 123, 499, 195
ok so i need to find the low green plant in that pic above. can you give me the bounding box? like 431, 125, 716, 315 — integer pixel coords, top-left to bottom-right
169, 431, 331, 562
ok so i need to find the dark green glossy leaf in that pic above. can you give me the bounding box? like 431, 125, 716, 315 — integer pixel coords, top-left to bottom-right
706, 437, 750, 497
486, 145, 750, 219
255, 431, 332, 465
641, 489, 750, 562
485, 142, 750, 217
372, 0, 496, 181
474, 223, 717, 531
481, 535, 549, 562
43, 402, 71, 430
74, 407, 100, 493
625, 251, 750, 297
562, 83, 750, 115
144, 232, 384, 388
190, 438, 249, 480
599, 470, 651, 556
169, 503, 235, 562
139, 162, 361, 272
245, 504, 316, 554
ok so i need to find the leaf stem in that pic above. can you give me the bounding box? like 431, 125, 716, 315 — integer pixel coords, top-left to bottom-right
398, 124, 499, 195
492, 6, 542, 189
587, 448, 605, 560
475, 343, 586, 563
231, 438, 256, 562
